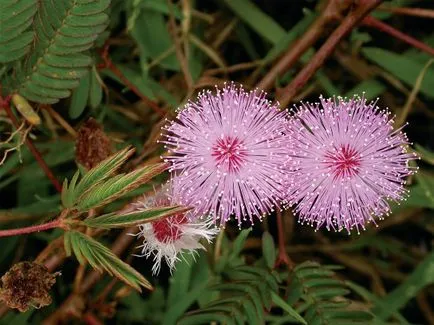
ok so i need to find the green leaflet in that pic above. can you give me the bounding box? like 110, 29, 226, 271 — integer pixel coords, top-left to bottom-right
83, 205, 189, 229
345, 281, 410, 324
76, 162, 166, 211
415, 144, 434, 165
271, 292, 307, 324
73, 147, 134, 200
61, 147, 166, 211
178, 265, 279, 325
228, 228, 251, 261
262, 231, 276, 269
64, 230, 152, 292
288, 262, 374, 324
0, 0, 37, 63
7, 0, 110, 104
373, 251, 434, 320
89, 65, 103, 109
221, 0, 285, 44
344, 79, 386, 101
69, 71, 90, 119
362, 47, 434, 99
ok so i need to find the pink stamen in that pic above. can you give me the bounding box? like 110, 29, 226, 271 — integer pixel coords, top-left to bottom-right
211, 136, 248, 173
324, 144, 361, 179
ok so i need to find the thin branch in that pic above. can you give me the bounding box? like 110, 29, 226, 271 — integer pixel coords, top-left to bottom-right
2, 102, 63, 192
45, 105, 78, 138
0, 121, 31, 166
362, 16, 434, 56
256, 0, 352, 91
377, 5, 434, 19
274, 210, 294, 269
397, 59, 434, 126
167, 0, 194, 90
205, 60, 263, 76
0, 219, 62, 238
99, 45, 168, 118
83, 312, 104, 325
277, 0, 383, 107
416, 292, 434, 325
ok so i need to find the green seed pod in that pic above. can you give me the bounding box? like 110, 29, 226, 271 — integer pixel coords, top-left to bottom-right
11, 94, 41, 125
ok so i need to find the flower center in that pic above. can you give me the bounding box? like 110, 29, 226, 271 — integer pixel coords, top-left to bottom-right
152, 214, 187, 243
324, 144, 361, 179
211, 136, 248, 172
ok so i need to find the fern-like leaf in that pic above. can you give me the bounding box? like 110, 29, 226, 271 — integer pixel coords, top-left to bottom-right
179, 266, 282, 325
288, 262, 374, 325
76, 162, 166, 211
0, 0, 37, 63
74, 146, 134, 199
64, 230, 152, 292
9, 0, 110, 103
82, 205, 190, 229
61, 147, 134, 208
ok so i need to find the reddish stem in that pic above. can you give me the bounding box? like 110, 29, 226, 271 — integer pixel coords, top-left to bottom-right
2, 101, 63, 193
363, 16, 434, 56
99, 45, 168, 118
277, 0, 383, 107
274, 210, 294, 269
0, 219, 61, 238
377, 6, 434, 19
83, 313, 104, 325
256, 0, 352, 91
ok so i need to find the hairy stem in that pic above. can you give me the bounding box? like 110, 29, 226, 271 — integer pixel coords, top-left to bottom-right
0, 219, 62, 238
277, 0, 383, 107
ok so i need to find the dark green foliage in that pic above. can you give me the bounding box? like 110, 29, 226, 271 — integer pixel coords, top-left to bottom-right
4, 0, 110, 103
69, 72, 90, 118
288, 262, 373, 325
178, 260, 373, 325
178, 265, 280, 325
262, 231, 276, 269
0, 0, 37, 63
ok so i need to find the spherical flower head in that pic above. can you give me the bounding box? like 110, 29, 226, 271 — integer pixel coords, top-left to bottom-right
287, 95, 418, 234
161, 83, 292, 226
133, 186, 219, 275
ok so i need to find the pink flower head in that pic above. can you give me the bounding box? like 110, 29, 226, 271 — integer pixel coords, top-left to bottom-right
287, 95, 418, 234
133, 185, 219, 275
161, 83, 292, 226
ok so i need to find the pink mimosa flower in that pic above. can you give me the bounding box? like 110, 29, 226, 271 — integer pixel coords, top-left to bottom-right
287, 95, 417, 234
161, 83, 292, 226
133, 186, 219, 275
